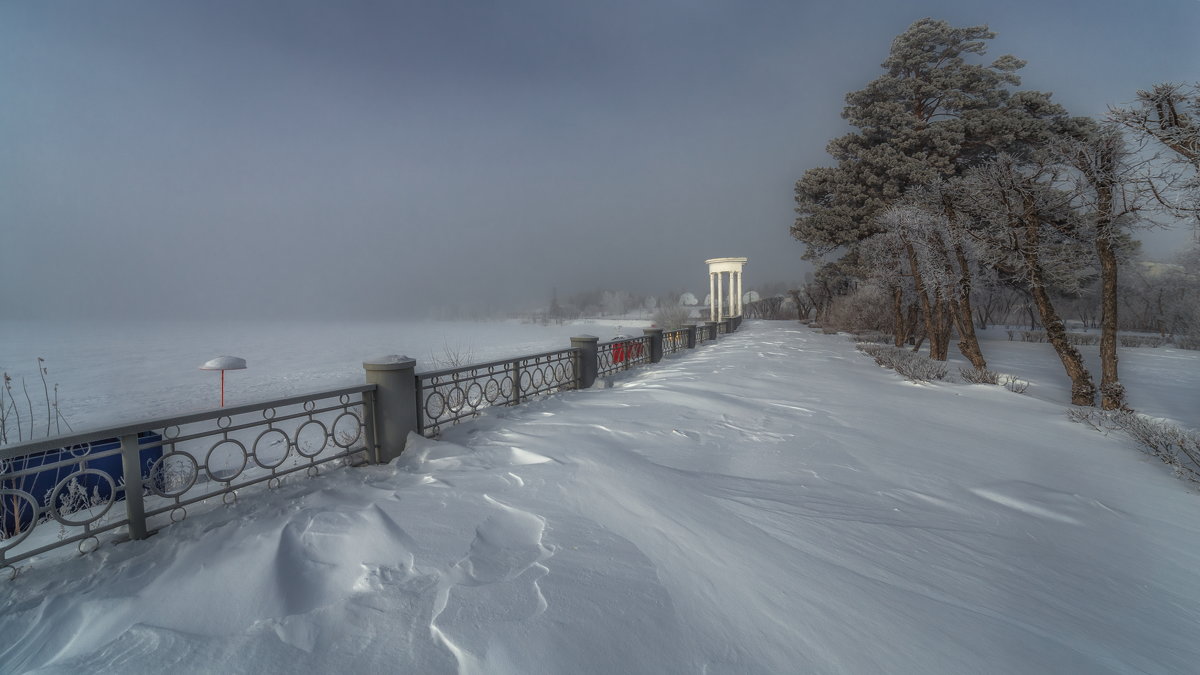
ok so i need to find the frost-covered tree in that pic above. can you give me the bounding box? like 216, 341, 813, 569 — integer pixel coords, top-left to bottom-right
1058, 123, 1149, 409
859, 229, 917, 347
876, 199, 988, 366
956, 154, 1098, 405
1111, 83, 1199, 166
1109, 83, 1200, 231
792, 18, 1068, 259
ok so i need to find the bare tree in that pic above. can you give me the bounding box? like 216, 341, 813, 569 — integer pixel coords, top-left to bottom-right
957, 154, 1098, 405
1058, 124, 1150, 409
1110, 83, 1200, 233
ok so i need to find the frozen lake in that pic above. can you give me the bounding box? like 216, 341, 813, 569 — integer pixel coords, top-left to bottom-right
0, 318, 647, 438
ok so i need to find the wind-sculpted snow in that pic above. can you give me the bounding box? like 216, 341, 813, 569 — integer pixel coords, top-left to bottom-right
2, 322, 1199, 673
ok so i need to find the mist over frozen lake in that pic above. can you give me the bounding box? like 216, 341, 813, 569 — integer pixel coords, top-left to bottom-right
0, 319, 647, 435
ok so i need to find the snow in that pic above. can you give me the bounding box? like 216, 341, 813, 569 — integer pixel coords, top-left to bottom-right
198, 356, 247, 371
0, 318, 649, 434
3, 321, 1200, 673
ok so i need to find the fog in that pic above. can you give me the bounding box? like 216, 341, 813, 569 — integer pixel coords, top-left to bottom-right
2, 0, 1196, 319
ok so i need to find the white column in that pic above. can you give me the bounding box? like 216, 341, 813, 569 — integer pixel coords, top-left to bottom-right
729, 270, 739, 314
709, 272, 716, 321
735, 271, 741, 316
717, 272, 724, 320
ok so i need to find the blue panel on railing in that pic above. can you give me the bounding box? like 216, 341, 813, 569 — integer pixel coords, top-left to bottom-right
1, 431, 162, 534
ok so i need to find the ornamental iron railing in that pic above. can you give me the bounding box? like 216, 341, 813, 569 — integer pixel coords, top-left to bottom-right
597, 336, 652, 377
1, 386, 372, 574
663, 328, 688, 355
3, 318, 747, 577
417, 348, 579, 437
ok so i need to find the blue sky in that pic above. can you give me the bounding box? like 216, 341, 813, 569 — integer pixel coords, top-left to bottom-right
2, 0, 1197, 318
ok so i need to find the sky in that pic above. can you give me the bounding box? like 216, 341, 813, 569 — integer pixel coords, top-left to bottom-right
2, 0, 1197, 319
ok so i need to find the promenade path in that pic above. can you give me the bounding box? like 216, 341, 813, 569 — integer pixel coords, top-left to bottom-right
3, 322, 1198, 674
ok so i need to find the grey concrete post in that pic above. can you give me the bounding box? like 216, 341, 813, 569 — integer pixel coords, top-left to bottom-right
643, 328, 664, 363
705, 321, 719, 341
363, 355, 418, 464
119, 433, 148, 540
571, 335, 599, 389
685, 324, 697, 349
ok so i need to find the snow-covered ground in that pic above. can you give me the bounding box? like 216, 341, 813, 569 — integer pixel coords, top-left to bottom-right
0, 318, 647, 435
954, 326, 1199, 430
2, 321, 1199, 673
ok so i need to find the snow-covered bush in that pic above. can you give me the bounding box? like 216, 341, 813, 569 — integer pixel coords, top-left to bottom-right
1119, 335, 1165, 348
850, 332, 891, 344
959, 367, 1000, 384
1175, 335, 1200, 350
856, 343, 947, 382
999, 375, 1030, 394
1069, 408, 1200, 482
1011, 330, 1102, 346
821, 285, 894, 335
652, 304, 692, 330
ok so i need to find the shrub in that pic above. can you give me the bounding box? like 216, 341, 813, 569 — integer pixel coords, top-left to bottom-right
1069, 408, 1200, 482
1119, 335, 1165, 348
1175, 335, 1200, 351
959, 367, 1000, 384
856, 343, 947, 382
652, 305, 692, 330
999, 375, 1030, 394
849, 331, 891, 343
821, 285, 894, 334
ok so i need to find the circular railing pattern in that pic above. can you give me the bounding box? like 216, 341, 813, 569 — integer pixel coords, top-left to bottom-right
252, 428, 291, 469
0, 489, 39, 551
149, 452, 199, 498
49, 469, 116, 527
419, 349, 578, 434
1, 389, 370, 570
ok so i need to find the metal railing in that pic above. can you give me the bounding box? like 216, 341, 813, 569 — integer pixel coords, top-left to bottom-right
3, 318, 747, 576
663, 328, 688, 355
597, 336, 652, 377
1, 385, 373, 573
417, 348, 579, 437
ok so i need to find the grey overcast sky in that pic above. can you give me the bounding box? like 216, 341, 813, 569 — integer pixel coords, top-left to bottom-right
2, 0, 1197, 319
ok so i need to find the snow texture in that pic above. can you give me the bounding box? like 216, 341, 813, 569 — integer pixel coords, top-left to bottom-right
2, 321, 1199, 674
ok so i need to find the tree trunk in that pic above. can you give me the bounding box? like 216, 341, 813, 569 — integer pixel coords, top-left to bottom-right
1020, 200, 1096, 406
904, 240, 939, 359
951, 243, 987, 369
1096, 234, 1123, 409
892, 285, 906, 347
1083, 149, 1126, 410
951, 297, 987, 369
931, 294, 952, 361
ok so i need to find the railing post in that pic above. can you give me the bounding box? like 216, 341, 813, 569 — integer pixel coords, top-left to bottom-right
685, 324, 697, 349
119, 433, 148, 540
363, 355, 418, 464
510, 361, 522, 405
643, 328, 664, 363
705, 321, 718, 341
571, 335, 599, 389
361, 388, 378, 464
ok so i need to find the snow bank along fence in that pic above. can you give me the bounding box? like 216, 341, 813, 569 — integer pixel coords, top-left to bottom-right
0, 318, 742, 573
